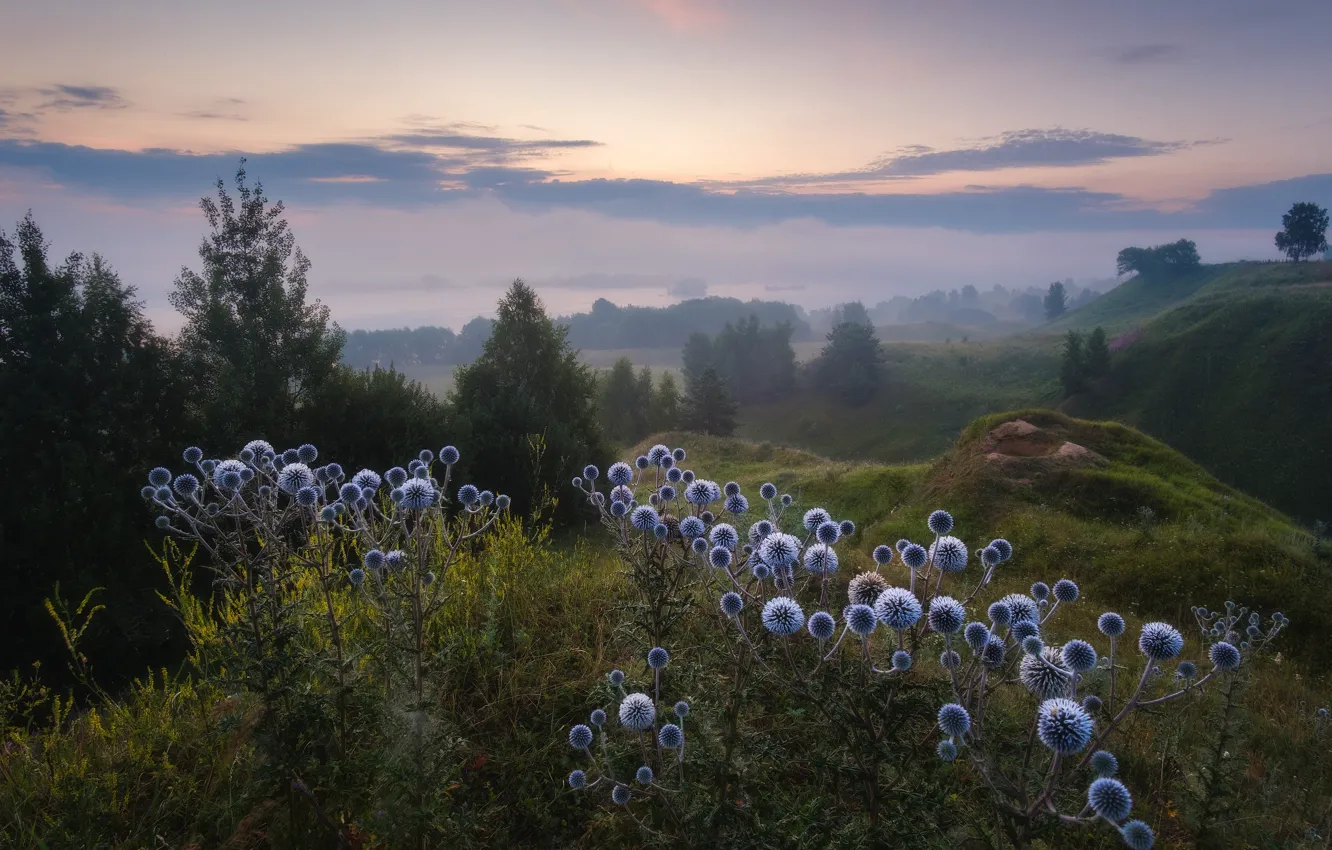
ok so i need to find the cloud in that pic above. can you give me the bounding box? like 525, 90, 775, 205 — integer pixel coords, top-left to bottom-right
667, 277, 708, 298
182, 111, 247, 121
535, 272, 674, 290
38, 84, 128, 111
1109, 44, 1186, 65
634, 0, 726, 33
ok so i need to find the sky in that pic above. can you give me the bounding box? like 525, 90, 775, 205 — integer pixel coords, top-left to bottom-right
1, 0, 1330, 331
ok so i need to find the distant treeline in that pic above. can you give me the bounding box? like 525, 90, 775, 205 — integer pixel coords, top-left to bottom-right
806, 282, 1106, 335
341, 317, 494, 369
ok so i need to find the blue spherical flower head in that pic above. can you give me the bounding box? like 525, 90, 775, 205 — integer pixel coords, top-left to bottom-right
927, 509, 953, 535
636, 765, 654, 785
690, 535, 707, 554
660, 456, 675, 471
1098, 612, 1126, 638
1001, 593, 1040, 625
647, 444, 670, 466
673, 700, 689, 718
938, 703, 971, 737
988, 601, 1012, 627
457, 484, 480, 507
155, 515, 171, 530
762, 596, 804, 636
751, 562, 773, 581
201, 459, 217, 474
608, 501, 628, 518
679, 516, 705, 538
1209, 641, 1241, 671
717, 480, 737, 498
964, 621, 991, 651
845, 603, 878, 636
606, 461, 633, 487
1021, 647, 1072, 698
280, 448, 299, 465
652, 523, 669, 540
685, 479, 719, 505
1011, 619, 1040, 643
666, 467, 683, 483
326, 463, 344, 481
933, 536, 968, 572
435, 445, 458, 466
895, 538, 911, 553
928, 596, 966, 634
756, 519, 774, 537
724, 493, 749, 514
297, 444, 318, 464
183, 446, 204, 464
720, 592, 744, 617
759, 482, 778, 500
1037, 698, 1094, 754
141, 485, 159, 500
296, 486, 320, 507
567, 769, 586, 789
479, 490, 494, 506
149, 467, 172, 488
647, 646, 670, 669
710, 523, 739, 549
173, 474, 200, 497
400, 479, 436, 509
891, 650, 912, 671
871, 545, 894, 567
1088, 777, 1133, 822
619, 693, 655, 730
349, 568, 366, 587
803, 508, 832, 532
634, 455, 650, 470
803, 543, 839, 576
902, 543, 928, 571
760, 533, 800, 567
611, 784, 631, 805
1053, 578, 1079, 603
1176, 660, 1197, 679
780, 493, 793, 507
581, 464, 599, 481
839, 520, 855, 537
848, 572, 887, 606
1120, 820, 1154, 850
875, 587, 923, 631
569, 724, 593, 750
989, 538, 1013, 561
339, 482, 361, 502
275, 462, 313, 495
1062, 639, 1098, 673
1030, 581, 1050, 601
937, 739, 958, 762
385, 466, 408, 488
981, 546, 1001, 568
981, 637, 1006, 668
1090, 750, 1118, 777
670, 447, 685, 462
609, 669, 625, 687
807, 611, 836, 640
815, 520, 840, 545
590, 708, 606, 727
1139, 622, 1184, 661
940, 649, 961, 669
658, 724, 683, 749
495, 494, 511, 510
709, 546, 733, 569
1022, 636, 1044, 656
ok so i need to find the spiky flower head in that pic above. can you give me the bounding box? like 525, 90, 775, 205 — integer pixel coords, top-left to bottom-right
611, 501, 629, 518
848, 572, 888, 606
1209, 641, 1241, 671
892, 650, 912, 671
149, 467, 172, 488
981, 637, 1006, 667
141, 485, 157, 500
173, 474, 199, 497
658, 485, 676, 502
456, 483, 480, 507
722, 481, 740, 497
294, 444, 317, 464
652, 523, 669, 540
658, 724, 684, 749
667, 467, 683, 483
1000, 593, 1040, 625
1098, 612, 1126, 638
647, 646, 670, 669
938, 703, 971, 737
609, 669, 625, 686
871, 545, 894, 566
677, 515, 704, 538
339, 482, 361, 502
720, 592, 744, 617
1139, 622, 1184, 660
808, 611, 836, 640
1062, 639, 1098, 673
685, 479, 720, 505
635, 455, 650, 470
1030, 581, 1050, 601
1053, 578, 1080, 603
706, 546, 730, 569
619, 693, 655, 730
280, 448, 299, 465
781, 493, 793, 506
927, 509, 954, 535
364, 549, 385, 570
937, 739, 958, 762
296, 486, 320, 507
612, 784, 631, 805
760, 482, 778, 500
710, 523, 739, 549
636, 765, 654, 785
1176, 661, 1197, 679
589, 708, 606, 727
630, 505, 660, 532
1021, 646, 1072, 698
761, 596, 804, 636
1120, 820, 1154, 850
988, 601, 1012, 626
874, 587, 923, 631
760, 533, 800, 567
1012, 620, 1040, 642
1082, 695, 1103, 715
673, 700, 689, 718
1090, 750, 1118, 777
901, 543, 929, 571
569, 724, 593, 750
384, 550, 406, 572
1037, 698, 1094, 754
183, 446, 203, 464
803, 543, 838, 575
933, 536, 968, 572
385, 466, 408, 488
940, 649, 961, 669
839, 519, 855, 537
751, 562, 773, 580
647, 444, 671, 466
349, 568, 366, 587
155, 516, 171, 530
1088, 777, 1133, 822
815, 520, 840, 545
1022, 636, 1045, 656
928, 596, 966, 634
845, 603, 878, 636
964, 621, 991, 651
567, 769, 586, 789
400, 479, 436, 509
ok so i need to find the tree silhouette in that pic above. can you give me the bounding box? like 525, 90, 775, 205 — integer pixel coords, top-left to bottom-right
681, 366, 738, 436
1275, 202, 1329, 262
1044, 282, 1068, 321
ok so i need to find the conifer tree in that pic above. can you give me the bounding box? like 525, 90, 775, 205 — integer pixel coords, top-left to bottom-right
681, 366, 738, 436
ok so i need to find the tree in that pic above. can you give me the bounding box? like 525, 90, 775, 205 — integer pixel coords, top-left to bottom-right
651, 371, 680, 432
170, 159, 344, 448
680, 366, 738, 436
450, 279, 606, 519
1116, 239, 1201, 277
1084, 326, 1110, 378
299, 364, 451, 470
681, 331, 713, 388
814, 319, 882, 406
1060, 330, 1086, 395
597, 357, 649, 445
1044, 282, 1068, 321
832, 300, 872, 327
1275, 202, 1329, 262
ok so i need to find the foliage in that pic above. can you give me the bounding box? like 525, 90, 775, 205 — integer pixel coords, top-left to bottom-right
1116, 240, 1202, 278
562, 296, 813, 350
599, 357, 652, 445
682, 315, 797, 404
680, 366, 738, 436
1043, 282, 1067, 320
813, 318, 883, 406
1275, 201, 1329, 262
651, 371, 681, 433
1084, 327, 1110, 378
341, 318, 493, 370
1059, 330, 1085, 395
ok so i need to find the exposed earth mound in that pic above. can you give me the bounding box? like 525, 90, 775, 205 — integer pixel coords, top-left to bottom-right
980, 418, 1107, 470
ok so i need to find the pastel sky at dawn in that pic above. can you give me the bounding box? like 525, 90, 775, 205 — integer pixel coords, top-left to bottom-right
2, 0, 1330, 329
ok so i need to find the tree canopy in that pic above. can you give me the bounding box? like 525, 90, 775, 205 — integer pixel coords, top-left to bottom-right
680, 366, 738, 436
1043, 282, 1068, 321
1275, 202, 1329, 263
813, 319, 882, 406
1115, 239, 1201, 278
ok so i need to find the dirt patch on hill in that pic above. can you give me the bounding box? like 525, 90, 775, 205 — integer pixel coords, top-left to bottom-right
979, 418, 1108, 474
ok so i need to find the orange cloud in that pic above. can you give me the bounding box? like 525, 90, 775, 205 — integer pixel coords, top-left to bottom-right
635, 0, 727, 33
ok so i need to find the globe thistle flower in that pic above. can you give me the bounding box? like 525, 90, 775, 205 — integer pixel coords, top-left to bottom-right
1030, 581, 1050, 601
385, 467, 408, 488
724, 493, 749, 514
759, 482, 778, 500
781, 494, 793, 507
807, 611, 836, 640
987, 601, 1012, 627
1021, 646, 1072, 698
671, 448, 686, 462
625, 506, 663, 535
933, 536, 968, 572
296, 486, 320, 507
587, 708, 606, 727
1082, 695, 1103, 715
720, 592, 744, 617
685, 479, 719, 505
1139, 622, 1184, 661
938, 703, 971, 737
803, 508, 832, 532
647, 646, 670, 669
1088, 777, 1133, 822
457, 484, 482, 507
1120, 820, 1154, 850
611, 501, 629, 518
141, 486, 157, 500
848, 572, 888, 606
751, 562, 773, 581
839, 519, 857, 537
1000, 593, 1040, 625
1209, 641, 1241, 671
634, 455, 650, 470
1097, 612, 1126, 638
568, 769, 586, 789
201, 459, 217, 474
652, 523, 669, 540
927, 509, 953, 535
611, 784, 631, 805
636, 765, 654, 785
212, 459, 246, 488
762, 597, 804, 636
937, 739, 958, 762
646, 444, 669, 466
666, 467, 683, 483
874, 587, 923, 631
923, 597, 963, 635
803, 543, 839, 576
940, 650, 961, 669
400, 479, 436, 510
658, 724, 684, 749
719, 481, 739, 497
479, 490, 495, 506
964, 622, 991, 651
1062, 639, 1098, 673
1090, 750, 1118, 777
338, 482, 361, 503
363, 549, 386, 571
861, 546, 890, 570
277, 462, 314, 495
679, 516, 705, 538
172, 474, 199, 497
421, 571, 436, 587
1022, 636, 1044, 656
981, 637, 1007, 668
760, 533, 800, 567
706, 546, 731, 570
183, 446, 203, 464
808, 521, 837, 546
1011, 620, 1040, 643
325, 463, 344, 481
619, 693, 655, 730
391, 488, 407, 506
989, 538, 1013, 561
700, 510, 715, 524
659, 484, 677, 502
569, 724, 593, 750
609, 485, 633, 505
1053, 578, 1080, 603
496, 494, 511, 510
892, 538, 909, 553
845, 603, 878, 636
980, 546, 1001, 568
384, 550, 406, 572
600, 461, 632, 487
155, 516, 171, 530
149, 467, 172, 488
609, 669, 625, 687
433, 445, 457, 466
710, 523, 739, 550
580, 464, 599, 482
901, 543, 929, 571
892, 650, 912, 671
1037, 698, 1094, 754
